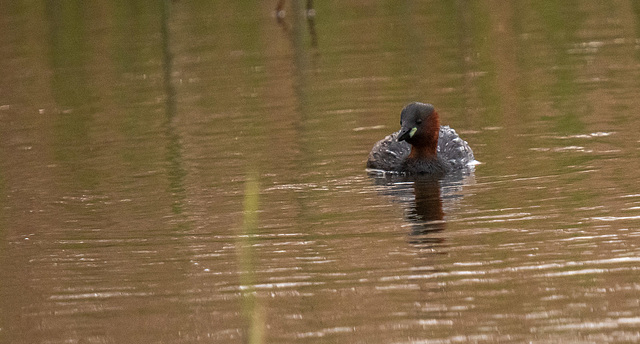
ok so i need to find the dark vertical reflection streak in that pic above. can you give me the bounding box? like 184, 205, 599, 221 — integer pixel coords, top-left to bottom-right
160, 0, 186, 217
633, 0, 640, 60
306, 0, 318, 48
45, 0, 100, 190
275, 0, 322, 335
276, 0, 318, 48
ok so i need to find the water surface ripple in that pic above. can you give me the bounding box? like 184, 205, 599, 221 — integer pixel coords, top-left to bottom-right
2, 1, 640, 343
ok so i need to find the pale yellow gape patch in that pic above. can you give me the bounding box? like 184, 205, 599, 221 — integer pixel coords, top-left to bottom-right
409, 127, 418, 138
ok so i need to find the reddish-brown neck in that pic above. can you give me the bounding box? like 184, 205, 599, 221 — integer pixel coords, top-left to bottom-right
408, 111, 440, 159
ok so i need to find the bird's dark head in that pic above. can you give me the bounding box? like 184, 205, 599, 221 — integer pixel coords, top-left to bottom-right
397, 102, 440, 155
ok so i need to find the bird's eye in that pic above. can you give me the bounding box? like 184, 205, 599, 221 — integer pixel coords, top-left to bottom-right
416, 119, 423, 124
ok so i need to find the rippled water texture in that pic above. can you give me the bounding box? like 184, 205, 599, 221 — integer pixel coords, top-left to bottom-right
2, 1, 640, 343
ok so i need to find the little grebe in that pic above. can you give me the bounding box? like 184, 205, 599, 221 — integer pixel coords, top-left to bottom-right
367, 102, 475, 175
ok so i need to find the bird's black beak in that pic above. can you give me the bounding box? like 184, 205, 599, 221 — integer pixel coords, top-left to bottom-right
397, 126, 416, 142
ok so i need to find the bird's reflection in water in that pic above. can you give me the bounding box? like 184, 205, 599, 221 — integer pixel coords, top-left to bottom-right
369, 171, 474, 250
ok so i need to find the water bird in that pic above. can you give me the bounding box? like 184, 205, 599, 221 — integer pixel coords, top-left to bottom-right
367, 102, 475, 175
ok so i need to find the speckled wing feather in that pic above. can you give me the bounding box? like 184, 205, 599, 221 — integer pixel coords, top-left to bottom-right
437, 125, 475, 170
366, 131, 410, 172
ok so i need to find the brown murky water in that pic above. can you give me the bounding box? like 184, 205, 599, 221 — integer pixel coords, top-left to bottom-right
2, 1, 640, 343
